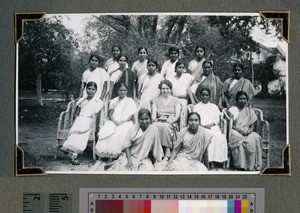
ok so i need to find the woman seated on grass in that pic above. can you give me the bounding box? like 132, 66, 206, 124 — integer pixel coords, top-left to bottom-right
228, 91, 262, 171
161, 112, 213, 172
60, 81, 104, 165
106, 109, 163, 171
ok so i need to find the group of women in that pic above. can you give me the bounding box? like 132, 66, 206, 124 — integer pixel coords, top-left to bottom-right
59, 44, 263, 172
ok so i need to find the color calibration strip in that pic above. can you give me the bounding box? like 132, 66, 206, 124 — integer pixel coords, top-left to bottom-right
81, 188, 264, 213
86, 192, 257, 213
92, 199, 250, 213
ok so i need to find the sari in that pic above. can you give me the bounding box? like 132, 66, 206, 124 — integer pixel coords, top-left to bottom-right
139, 73, 163, 110
160, 59, 178, 80
223, 77, 257, 107
82, 67, 109, 99
228, 106, 262, 171
104, 58, 128, 74
95, 97, 137, 158
169, 73, 194, 123
169, 73, 194, 100
188, 58, 205, 83
62, 97, 104, 154
195, 73, 223, 105
193, 102, 228, 163
152, 96, 181, 150
108, 124, 163, 171
110, 68, 137, 99
132, 59, 148, 86
157, 127, 212, 171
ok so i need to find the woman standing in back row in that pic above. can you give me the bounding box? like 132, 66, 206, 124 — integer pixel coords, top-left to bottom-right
110, 54, 137, 99
222, 63, 259, 108
104, 45, 128, 74
188, 45, 206, 83
79, 53, 109, 100
132, 46, 149, 87
161, 46, 180, 80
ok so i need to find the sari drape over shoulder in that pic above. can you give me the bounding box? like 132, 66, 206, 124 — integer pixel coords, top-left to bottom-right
111, 68, 137, 99
169, 73, 194, 108
165, 127, 213, 171
105, 58, 129, 74
188, 58, 205, 83
229, 106, 263, 170
63, 97, 104, 154
139, 73, 163, 110
195, 73, 223, 105
95, 97, 137, 158
82, 67, 109, 99
193, 102, 228, 163
169, 73, 194, 99
161, 59, 178, 80
223, 77, 257, 107
132, 59, 148, 86
108, 124, 163, 171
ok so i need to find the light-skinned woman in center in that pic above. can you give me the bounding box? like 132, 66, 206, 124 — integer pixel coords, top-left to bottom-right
151, 80, 181, 160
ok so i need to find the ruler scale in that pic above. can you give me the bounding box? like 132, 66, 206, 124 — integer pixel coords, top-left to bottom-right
49, 193, 72, 213
80, 188, 264, 213
23, 193, 72, 213
23, 193, 45, 213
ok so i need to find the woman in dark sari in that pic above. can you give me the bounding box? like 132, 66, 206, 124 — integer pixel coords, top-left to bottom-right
222, 63, 259, 108
110, 54, 137, 99
191, 60, 223, 105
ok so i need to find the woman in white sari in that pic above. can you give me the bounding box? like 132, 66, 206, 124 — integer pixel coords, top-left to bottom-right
193, 88, 228, 169
188, 45, 206, 83
169, 60, 194, 108
96, 83, 137, 161
80, 53, 109, 100
104, 45, 128, 74
60, 82, 104, 165
132, 46, 149, 87
107, 109, 163, 171
139, 59, 163, 110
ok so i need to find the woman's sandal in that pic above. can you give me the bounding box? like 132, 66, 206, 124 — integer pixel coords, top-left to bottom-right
71, 158, 80, 165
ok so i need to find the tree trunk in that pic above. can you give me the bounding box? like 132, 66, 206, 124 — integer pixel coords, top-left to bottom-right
165, 16, 178, 43
174, 16, 188, 43
152, 16, 158, 35
36, 72, 44, 106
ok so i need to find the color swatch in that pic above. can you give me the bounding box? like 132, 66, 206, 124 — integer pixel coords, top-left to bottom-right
95, 199, 249, 213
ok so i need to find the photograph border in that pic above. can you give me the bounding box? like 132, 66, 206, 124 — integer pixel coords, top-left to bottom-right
15, 11, 290, 176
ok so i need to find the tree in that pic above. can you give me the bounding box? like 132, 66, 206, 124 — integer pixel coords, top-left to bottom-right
19, 16, 78, 106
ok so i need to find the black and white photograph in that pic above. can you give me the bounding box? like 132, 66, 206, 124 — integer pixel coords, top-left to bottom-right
16, 12, 287, 174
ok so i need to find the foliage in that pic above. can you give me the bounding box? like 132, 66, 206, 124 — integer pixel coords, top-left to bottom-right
19, 14, 281, 101
19, 16, 80, 102
82, 14, 280, 82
